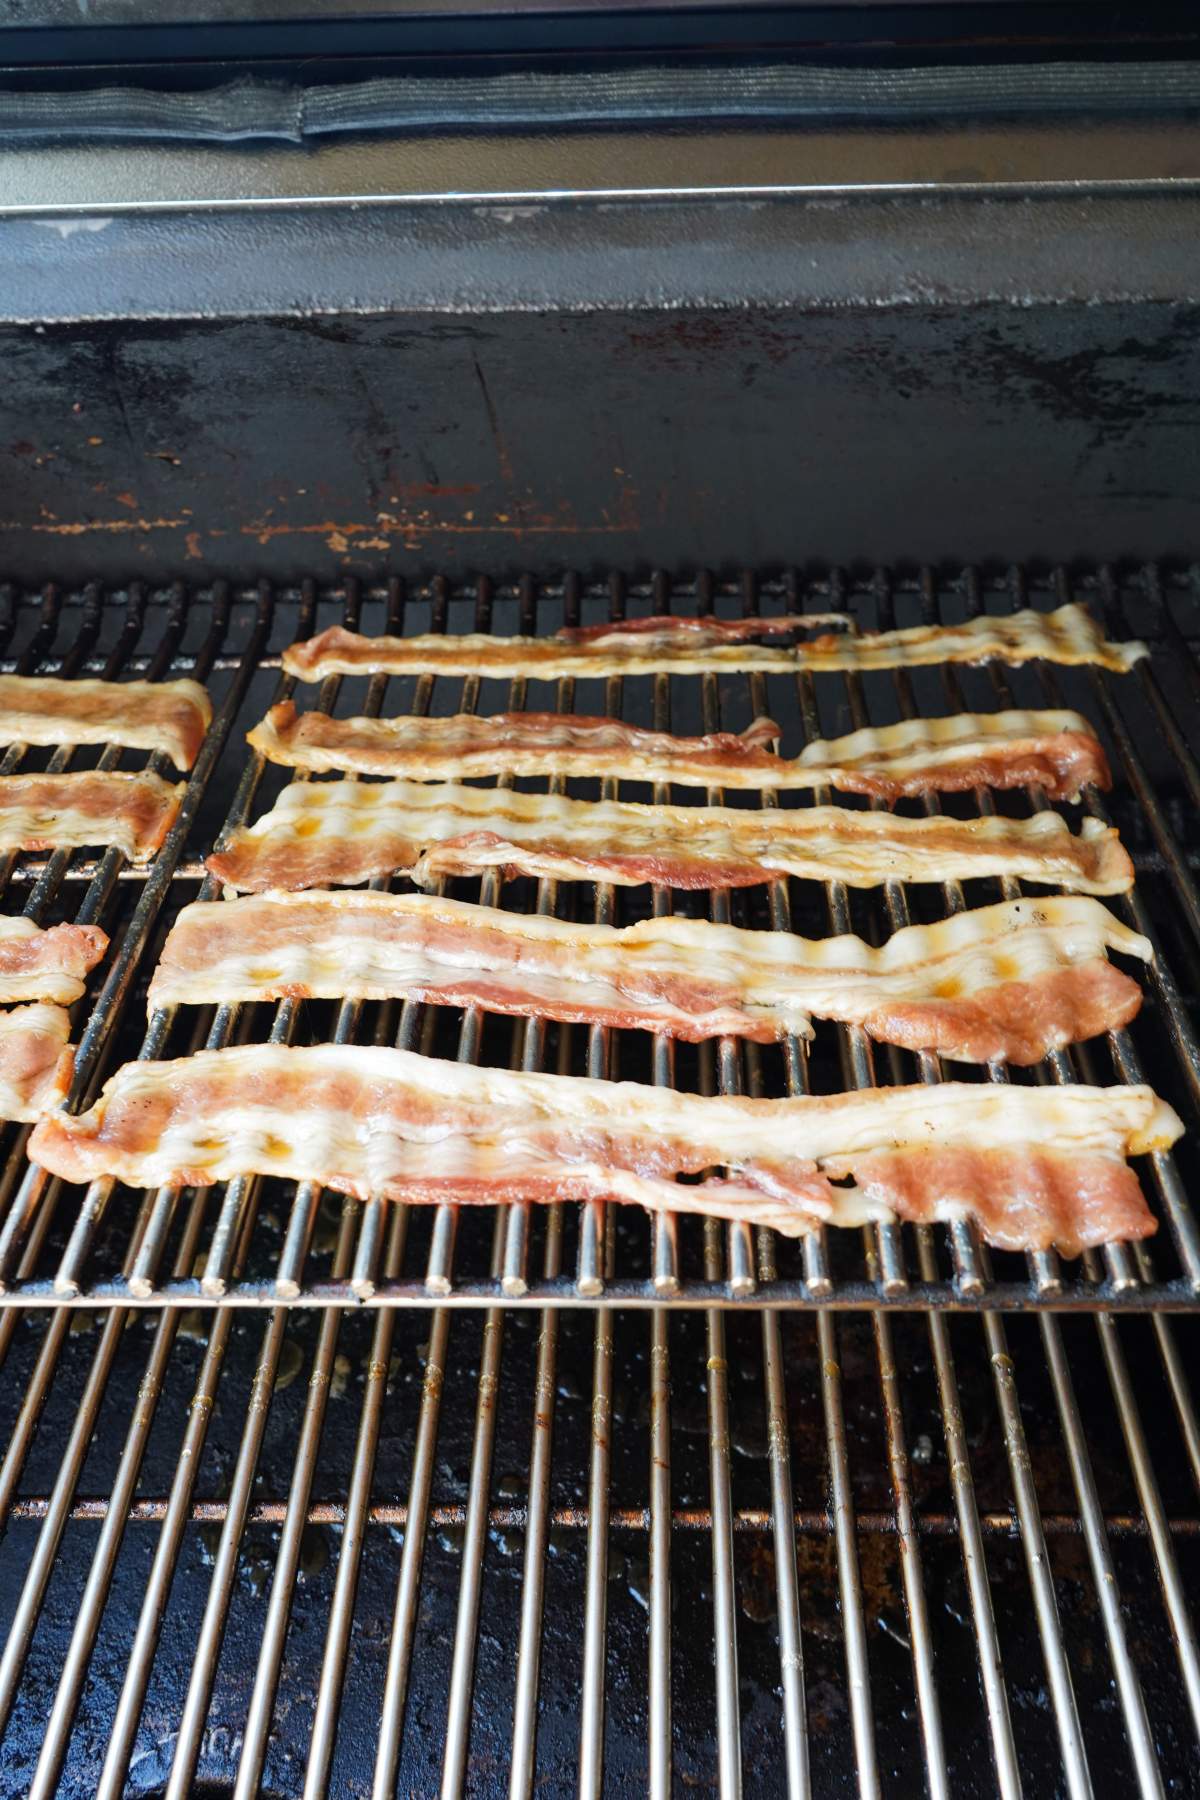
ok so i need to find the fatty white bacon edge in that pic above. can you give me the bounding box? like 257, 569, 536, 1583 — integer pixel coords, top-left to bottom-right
0, 1004, 74, 1120
148, 890, 1149, 1064
248, 703, 1110, 804
0, 915, 108, 1004
204, 778, 1134, 897
0, 771, 182, 863
280, 602, 1147, 682
28, 1047, 1182, 1255
0, 674, 212, 772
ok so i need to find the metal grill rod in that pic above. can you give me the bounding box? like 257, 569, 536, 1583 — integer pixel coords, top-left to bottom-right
576, 568, 624, 1798
818, 588, 952, 1799
235, 585, 410, 1795
372, 578, 459, 1798
910, 570, 1161, 1771
434, 576, 554, 1800
167, 577, 384, 1798
91, 579, 322, 1800
921, 569, 1181, 1793
13, 1491, 1200, 1538
0, 586, 194, 1286
992, 586, 1200, 1780
857, 577, 1021, 1795
1088, 1290, 1200, 1743
881, 574, 1091, 1795
0, 587, 270, 1789
508, 570, 577, 1797
646, 590, 678, 1800
741, 578, 813, 1800
304, 1205, 409, 1800
0, 584, 252, 1295
233, 1192, 362, 1800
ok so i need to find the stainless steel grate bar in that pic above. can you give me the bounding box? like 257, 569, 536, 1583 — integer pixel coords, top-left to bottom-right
0, 569, 1194, 1797
0, 570, 1193, 1309
876, 574, 1094, 1795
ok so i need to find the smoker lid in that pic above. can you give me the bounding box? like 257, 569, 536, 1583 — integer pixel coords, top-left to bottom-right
1, 0, 1198, 68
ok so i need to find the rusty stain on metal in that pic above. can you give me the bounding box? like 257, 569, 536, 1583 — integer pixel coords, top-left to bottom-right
7, 1496, 1197, 1538
0, 515, 190, 537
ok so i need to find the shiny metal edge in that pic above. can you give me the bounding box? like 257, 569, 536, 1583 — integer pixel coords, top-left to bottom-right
2, 122, 1200, 214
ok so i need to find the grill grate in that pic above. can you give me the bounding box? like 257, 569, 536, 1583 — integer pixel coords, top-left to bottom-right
0, 566, 1196, 1311
0, 565, 1196, 1794
0, 1293, 1198, 1793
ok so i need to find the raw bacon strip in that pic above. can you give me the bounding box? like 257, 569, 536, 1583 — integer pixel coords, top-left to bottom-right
0, 915, 108, 1004
248, 702, 1110, 805
251, 705, 782, 783
0, 1004, 74, 1120
281, 603, 1146, 683
823, 1148, 1160, 1260
793, 709, 1110, 802
148, 891, 1150, 1064
559, 614, 828, 643
0, 674, 211, 772
29, 1047, 1180, 1255
204, 778, 1133, 897
0, 772, 181, 864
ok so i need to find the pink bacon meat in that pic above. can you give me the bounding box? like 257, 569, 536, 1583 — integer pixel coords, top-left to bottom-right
148, 891, 1149, 1065
29, 1046, 1180, 1256
0, 674, 211, 771
248, 703, 1110, 804
280, 602, 1146, 683
205, 778, 1133, 896
0, 771, 181, 864
0, 1004, 75, 1120
0, 915, 108, 1004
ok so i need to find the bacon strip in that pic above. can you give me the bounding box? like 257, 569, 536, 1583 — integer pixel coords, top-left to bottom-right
559, 613, 830, 643
0, 772, 181, 863
792, 709, 1110, 802
249, 702, 1110, 804
0, 1004, 74, 1120
0, 915, 108, 1004
148, 891, 1149, 1063
281, 603, 1145, 683
0, 675, 211, 772
29, 1048, 1180, 1255
205, 779, 1133, 897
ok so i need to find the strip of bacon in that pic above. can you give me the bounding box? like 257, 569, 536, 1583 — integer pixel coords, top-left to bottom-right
0, 772, 181, 864
147, 891, 1149, 1064
559, 614, 831, 643
248, 702, 1110, 804
281, 602, 1145, 683
0, 915, 108, 1004
792, 709, 1110, 802
28, 1047, 1180, 1255
0, 1004, 74, 1120
0, 675, 211, 772
205, 779, 1133, 897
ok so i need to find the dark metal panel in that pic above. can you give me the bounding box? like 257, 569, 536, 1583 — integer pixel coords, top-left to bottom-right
1, 298, 1198, 581
8, 194, 1200, 327
3, 0, 1197, 66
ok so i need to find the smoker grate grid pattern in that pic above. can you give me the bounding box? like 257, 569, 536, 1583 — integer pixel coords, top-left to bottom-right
1, 1275, 1198, 1793
0, 566, 1197, 1312
0, 566, 1196, 1795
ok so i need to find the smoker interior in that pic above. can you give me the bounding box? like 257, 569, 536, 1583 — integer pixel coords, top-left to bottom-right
2, 570, 1200, 1312
0, 567, 1195, 1794
3, 1289, 1200, 1795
